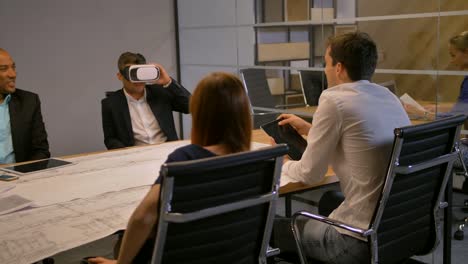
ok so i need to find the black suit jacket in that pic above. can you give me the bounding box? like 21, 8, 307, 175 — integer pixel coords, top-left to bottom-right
101, 79, 191, 150
8, 89, 50, 163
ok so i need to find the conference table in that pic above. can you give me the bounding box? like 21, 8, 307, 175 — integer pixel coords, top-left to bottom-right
0, 132, 337, 264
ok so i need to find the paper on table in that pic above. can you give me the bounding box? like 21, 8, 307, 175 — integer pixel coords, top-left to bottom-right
6, 140, 282, 208
7, 140, 191, 207
0, 184, 15, 194
0, 194, 33, 216
0, 186, 149, 264
400, 93, 427, 112
251, 141, 270, 149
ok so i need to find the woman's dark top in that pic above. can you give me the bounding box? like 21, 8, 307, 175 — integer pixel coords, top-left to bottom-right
154, 144, 217, 184
457, 76, 468, 103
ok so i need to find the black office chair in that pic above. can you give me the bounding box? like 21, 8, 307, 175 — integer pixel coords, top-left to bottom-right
291, 114, 466, 264
452, 138, 468, 240
150, 144, 288, 264
240, 68, 305, 128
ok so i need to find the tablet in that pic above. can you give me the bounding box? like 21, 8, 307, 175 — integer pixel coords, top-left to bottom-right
260, 119, 307, 160
1, 158, 73, 175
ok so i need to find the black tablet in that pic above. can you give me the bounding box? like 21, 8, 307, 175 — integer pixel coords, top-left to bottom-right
1, 158, 73, 175
260, 119, 307, 160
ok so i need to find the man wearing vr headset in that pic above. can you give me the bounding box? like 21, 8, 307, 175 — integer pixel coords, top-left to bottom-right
0, 48, 50, 164
101, 52, 191, 149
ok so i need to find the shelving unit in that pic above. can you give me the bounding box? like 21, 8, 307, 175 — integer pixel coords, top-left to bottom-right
252, 0, 337, 98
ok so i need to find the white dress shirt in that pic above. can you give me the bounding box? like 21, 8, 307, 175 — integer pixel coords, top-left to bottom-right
124, 89, 167, 146
282, 80, 411, 240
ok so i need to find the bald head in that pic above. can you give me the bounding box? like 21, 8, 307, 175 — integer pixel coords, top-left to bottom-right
0, 49, 17, 97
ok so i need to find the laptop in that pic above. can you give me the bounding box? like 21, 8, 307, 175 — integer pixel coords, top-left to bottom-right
298, 70, 327, 106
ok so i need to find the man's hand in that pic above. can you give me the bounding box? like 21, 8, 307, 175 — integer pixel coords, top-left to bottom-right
87, 257, 117, 264
277, 114, 311, 136
403, 103, 434, 119
150, 63, 172, 86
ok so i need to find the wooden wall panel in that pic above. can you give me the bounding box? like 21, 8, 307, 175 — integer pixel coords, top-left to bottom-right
286, 0, 309, 21
258, 42, 310, 61
264, 0, 283, 22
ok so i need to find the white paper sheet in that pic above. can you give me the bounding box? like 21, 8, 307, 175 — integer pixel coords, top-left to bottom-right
400, 93, 427, 112
0, 186, 149, 264
5, 141, 190, 207
3, 141, 273, 207
0, 184, 15, 194
0, 194, 33, 215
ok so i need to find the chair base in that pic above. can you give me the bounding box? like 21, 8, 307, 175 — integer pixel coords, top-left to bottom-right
454, 220, 466, 240
401, 259, 427, 264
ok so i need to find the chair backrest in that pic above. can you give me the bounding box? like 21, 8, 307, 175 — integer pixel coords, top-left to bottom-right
240, 68, 278, 109
369, 114, 465, 264
298, 70, 327, 106
105, 91, 116, 98
151, 144, 289, 264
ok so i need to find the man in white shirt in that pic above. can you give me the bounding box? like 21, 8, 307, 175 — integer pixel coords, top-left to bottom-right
102, 52, 190, 149
274, 32, 411, 263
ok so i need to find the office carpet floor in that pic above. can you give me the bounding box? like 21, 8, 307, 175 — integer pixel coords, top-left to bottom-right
49, 185, 468, 264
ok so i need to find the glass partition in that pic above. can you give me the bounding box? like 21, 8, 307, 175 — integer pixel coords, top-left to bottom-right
177, 0, 468, 133
248, 0, 468, 127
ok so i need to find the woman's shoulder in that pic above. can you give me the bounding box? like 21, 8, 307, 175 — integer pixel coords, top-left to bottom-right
166, 144, 216, 162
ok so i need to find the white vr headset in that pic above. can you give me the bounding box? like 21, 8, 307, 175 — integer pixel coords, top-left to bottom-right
125, 64, 160, 83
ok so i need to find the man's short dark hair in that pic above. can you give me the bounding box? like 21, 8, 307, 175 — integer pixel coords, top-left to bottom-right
328, 32, 378, 81
117, 52, 146, 71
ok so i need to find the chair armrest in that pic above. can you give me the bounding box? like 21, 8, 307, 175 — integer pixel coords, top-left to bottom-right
252, 112, 278, 116
275, 103, 306, 109
291, 211, 374, 237
266, 246, 280, 257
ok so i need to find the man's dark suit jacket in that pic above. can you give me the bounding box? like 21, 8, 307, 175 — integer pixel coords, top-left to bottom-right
101, 79, 191, 150
8, 89, 50, 163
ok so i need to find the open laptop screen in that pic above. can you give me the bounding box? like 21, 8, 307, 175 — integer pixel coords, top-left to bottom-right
299, 70, 327, 106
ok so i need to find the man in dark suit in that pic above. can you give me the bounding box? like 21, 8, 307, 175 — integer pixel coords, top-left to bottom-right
0, 48, 50, 164
101, 52, 191, 150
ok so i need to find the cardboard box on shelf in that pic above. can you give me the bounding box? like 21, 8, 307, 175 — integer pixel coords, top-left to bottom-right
258, 42, 310, 62
310, 8, 334, 21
